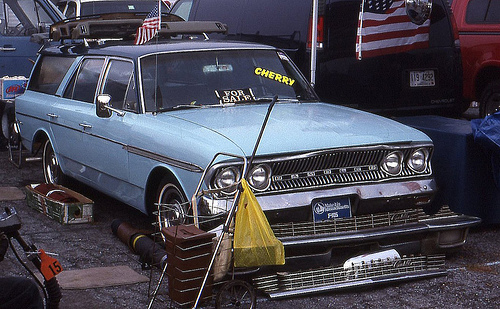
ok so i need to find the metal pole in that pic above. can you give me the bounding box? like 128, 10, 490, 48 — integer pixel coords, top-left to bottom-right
310, 0, 319, 87
192, 97, 278, 308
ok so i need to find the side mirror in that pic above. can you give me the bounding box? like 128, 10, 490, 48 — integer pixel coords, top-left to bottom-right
96, 94, 125, 118
96, 94, 112, 118
405, 0, 432, 25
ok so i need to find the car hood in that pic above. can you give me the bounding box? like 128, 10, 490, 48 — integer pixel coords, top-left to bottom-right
167, 102, 431, 156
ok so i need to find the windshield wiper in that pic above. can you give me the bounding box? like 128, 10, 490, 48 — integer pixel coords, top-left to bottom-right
157, 103, 202, 112
172, 104, 203, 110
253, 97, 299, 103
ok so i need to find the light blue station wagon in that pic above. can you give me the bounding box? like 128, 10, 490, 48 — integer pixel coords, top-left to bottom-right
15, 19, 479, 298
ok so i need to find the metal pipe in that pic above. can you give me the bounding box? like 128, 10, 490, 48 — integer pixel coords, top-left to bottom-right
310, 0, 319, 87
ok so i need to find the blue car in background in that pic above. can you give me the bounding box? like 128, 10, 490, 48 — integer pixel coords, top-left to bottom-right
0, 0, 63, 149
0, 0, 63, 77
15, 17, 480, 298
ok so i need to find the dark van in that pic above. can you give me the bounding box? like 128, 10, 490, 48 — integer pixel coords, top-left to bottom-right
171, 0, 467, 116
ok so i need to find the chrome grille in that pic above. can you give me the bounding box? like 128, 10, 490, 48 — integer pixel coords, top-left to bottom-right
253, 254, 446, 295
264, 147, 432, 193
272, 206, 455, 238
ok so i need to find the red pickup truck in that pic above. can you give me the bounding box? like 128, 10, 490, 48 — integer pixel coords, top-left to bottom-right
451, 0, 500, 117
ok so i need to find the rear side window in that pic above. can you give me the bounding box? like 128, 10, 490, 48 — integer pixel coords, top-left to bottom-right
64, 58, 105, 103
466, 0, 500, 23
28, 56, 75, 94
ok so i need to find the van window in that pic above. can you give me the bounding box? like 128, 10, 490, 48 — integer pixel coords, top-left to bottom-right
191, 0, 243, 30
170, 0, 193, 20
28, 56, 75, 94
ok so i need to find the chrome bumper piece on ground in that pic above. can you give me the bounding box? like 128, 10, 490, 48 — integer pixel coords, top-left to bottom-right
253, 254, 447, 298
273, 206, 481, 250
250, 207, 480, 298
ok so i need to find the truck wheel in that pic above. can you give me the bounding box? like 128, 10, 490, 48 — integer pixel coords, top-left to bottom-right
480, 80, 500, 118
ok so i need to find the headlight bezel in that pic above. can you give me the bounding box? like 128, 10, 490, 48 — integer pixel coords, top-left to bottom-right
381, 151, 403, 175
213, 166, 241, 194
248, 163, 272, 191
408, 148, 429, 173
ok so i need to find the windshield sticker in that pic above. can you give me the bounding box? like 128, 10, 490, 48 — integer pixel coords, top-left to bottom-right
215, 88, 255, 104
203, 64, 234, 73
277, 51, 289, 61
254, 67, 295, 86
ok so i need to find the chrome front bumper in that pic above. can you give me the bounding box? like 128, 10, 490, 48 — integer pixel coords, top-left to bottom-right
274, 206, 481, 251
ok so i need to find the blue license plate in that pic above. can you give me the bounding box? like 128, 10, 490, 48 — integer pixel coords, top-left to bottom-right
312, 197, 351, 222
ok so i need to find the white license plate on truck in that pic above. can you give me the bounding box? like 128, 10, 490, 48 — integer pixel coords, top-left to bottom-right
409, 70, 435, 87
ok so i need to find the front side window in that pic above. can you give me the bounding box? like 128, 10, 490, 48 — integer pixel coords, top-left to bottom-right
101, 59, 138, 112
28, 55, 75, 94
140, 49, 316, 112
64, 58, 105, 103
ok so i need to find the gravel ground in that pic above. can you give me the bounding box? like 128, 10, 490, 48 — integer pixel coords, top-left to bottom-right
1, 149, 499, 309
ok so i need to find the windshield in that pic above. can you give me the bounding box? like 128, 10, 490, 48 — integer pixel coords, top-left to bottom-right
140, 49, 317, 112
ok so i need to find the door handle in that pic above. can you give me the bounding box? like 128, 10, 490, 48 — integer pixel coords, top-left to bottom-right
0, 46, 16, 52
79, 123, 92, 129
46, 113, 59, 118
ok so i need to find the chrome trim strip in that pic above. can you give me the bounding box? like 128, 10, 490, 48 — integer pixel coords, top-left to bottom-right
124, 145, 204, 173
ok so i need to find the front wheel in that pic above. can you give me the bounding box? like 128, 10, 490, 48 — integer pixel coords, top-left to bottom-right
155, 178, 188, 232
42, 140, 65, 184
480, 80, 500, 118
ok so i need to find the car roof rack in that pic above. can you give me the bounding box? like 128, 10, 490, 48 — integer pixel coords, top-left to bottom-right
50, 13, 227, 42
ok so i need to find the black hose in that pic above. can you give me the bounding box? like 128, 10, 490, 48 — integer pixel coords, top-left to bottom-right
111, 219, 168, 269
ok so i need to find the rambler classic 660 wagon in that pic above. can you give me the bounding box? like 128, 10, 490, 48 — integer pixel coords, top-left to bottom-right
15, 17, 480, 299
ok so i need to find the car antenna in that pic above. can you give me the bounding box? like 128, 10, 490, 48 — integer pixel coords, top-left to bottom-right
246, 95, 278, 176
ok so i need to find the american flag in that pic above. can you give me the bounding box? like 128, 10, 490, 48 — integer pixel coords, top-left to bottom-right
356, 0, 430, 60
134, 2, 161, 45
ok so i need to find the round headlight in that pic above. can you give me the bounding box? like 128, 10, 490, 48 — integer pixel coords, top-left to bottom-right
382, 151, 403, 175
214, 167, 240, 193
248, 164, 271, 191
408, 148, 429, 173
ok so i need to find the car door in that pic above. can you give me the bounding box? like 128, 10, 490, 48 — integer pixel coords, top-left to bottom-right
78, 57, 137, 191
49, 56, 106, 180
0, 0, 63, 77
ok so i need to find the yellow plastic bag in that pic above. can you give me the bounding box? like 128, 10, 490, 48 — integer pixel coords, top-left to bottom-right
233, 179, 285, 267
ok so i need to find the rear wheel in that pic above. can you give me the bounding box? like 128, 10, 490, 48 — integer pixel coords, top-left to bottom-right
155, 178, 188, 232
480, 80, 500, 117
42, 140, 65, 184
